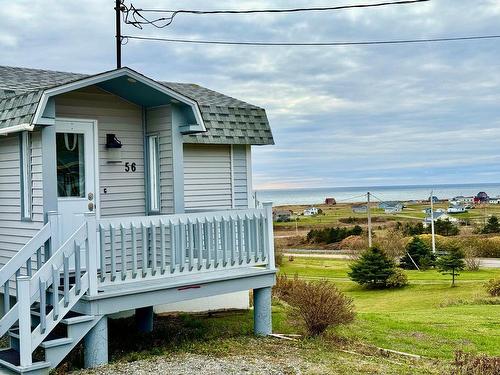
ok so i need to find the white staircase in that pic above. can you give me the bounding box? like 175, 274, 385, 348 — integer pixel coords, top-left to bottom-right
0, 213, 101, 375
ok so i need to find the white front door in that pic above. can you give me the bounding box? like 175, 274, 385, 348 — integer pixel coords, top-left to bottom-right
56, 120, 97, 242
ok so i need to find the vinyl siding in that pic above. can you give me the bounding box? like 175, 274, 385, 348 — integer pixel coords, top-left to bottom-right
183, 144, 249, 211
0, 131, 44, 267
55, 86, 146, 218
146, 106, 174, 215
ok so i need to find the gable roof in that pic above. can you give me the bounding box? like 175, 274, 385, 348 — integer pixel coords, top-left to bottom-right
0, 66, 274, 145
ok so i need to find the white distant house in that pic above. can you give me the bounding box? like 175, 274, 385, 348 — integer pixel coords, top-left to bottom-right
304, 207, 319, 216
423, 211, 458, 227
452, 196, 474, 205
379, 201, 403, 214
352, 205, 368, 214
447, 205, 467, 214
489, 197, 500, 204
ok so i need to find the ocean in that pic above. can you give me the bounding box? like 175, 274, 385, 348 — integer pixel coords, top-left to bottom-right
256, 183, 500, 206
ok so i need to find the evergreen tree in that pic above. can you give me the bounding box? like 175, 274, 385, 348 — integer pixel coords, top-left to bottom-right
435, 246, 465, 287
482, 216, 500, 234
399, 236, 434, 270
434, 219, 460, 236
348, 247, 396, 288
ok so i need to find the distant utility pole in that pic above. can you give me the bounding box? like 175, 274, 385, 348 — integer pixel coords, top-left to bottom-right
115, 0, 122, 68
367, 192, 372, 247
430, 190, 436, 254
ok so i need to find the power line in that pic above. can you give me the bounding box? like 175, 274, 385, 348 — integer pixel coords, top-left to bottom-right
121, 0, 430, 29
122, 34, 500, 47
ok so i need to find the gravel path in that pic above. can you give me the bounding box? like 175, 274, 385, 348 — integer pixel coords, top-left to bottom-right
72, 353, 304, 375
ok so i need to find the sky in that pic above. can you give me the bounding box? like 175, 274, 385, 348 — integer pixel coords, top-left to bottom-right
2, 0, 500, 190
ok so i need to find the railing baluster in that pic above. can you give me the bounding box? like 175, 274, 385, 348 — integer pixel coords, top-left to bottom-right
169, 220, 175, 274
63, 255, 69, 307
254, 214, 260, 262
99, 224, 106, 282
229, 216, 236, 266
221, 217, 227, 267
160, 220, 166, 275
151, 224, 157, 276
197, 219, 203, 271
205, 220, 211, 269
74, 242, 81, 295
52, 265, 59, 320
131, 224, 138, 279
110, 224, 116, 281
261, 214, 268, 261
187, 219, 194, 271
120, 224, 127, 281
245, 215, 252, 264
36, 247, 42, 270
3, 281, 9, 313
238, 216, 244, 265
214, 218, 220, 268
26, 258, 32, 277
142, 223, 148, 278
179, 221, 186, 272
39, 280, 46, 334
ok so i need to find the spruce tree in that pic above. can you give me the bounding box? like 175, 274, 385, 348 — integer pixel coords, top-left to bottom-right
399, 236, 434, 270
436, 247, 465, 287
348, 247, 396, 288
482, 216, 500, 234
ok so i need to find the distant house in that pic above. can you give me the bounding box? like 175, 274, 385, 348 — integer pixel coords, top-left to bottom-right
304, 207, 319, 216
452, 196, 474, 205
423, 211, 458, 227
273, 209, 293, 222
489, 197, 500, 205
476, 191, 489, 203
378, 201, 403, 214
352, 205, 368, 214
325, 197, 336, 205
429, 195, 439, 203
447, 204, 467, 214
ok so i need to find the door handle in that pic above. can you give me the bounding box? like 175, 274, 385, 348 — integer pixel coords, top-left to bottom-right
88, 192, 94, 201
88, 202, 95, 212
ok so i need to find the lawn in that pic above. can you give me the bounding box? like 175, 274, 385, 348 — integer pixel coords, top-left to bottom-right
279, 257, 500, 359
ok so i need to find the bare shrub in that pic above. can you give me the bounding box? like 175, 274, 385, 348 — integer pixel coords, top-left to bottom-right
453, 350, 500, 375
373, 228, 408, 259
274, 247, 284, 267
274, 275, 355, 336
339, 235, 369, 260
485, 277, 500, 297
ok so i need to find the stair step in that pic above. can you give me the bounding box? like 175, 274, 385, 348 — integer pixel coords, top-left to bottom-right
0, 349, 50, 374
60, 313, 95, 325
39, 337, 73, 349
8, 329, 69, 346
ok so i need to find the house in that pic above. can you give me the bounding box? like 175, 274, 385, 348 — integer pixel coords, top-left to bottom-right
423, 211, 458, 227
452, 196, 474, 205
488, 197, 500, 205
352, 205, 368, 214
325, 197, 336, 205
476, 191, 489, 203
273, 209, 293, 222
447, 204, 467, 214
0, 66, 276, 374
378, 201, 403, 214
303, 207, 319, 216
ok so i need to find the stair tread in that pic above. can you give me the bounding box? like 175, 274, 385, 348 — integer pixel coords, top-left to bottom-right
9, 329, 66, 343
61, 313, 95, 325
40, 337, 73, 349
0, 349, 50, 371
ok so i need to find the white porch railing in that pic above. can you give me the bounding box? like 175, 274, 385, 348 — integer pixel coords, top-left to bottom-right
96, 203, 275, 286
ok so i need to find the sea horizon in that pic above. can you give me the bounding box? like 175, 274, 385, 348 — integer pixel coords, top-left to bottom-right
256, 182, 500, 206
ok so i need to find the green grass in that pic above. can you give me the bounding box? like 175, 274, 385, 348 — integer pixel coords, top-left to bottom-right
279, 257, 500, 359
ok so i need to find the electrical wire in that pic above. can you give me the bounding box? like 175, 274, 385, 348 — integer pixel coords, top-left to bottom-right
121, 0, 430, 29
122, 34, 500, 47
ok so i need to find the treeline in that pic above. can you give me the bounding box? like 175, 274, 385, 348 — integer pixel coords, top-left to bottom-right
307, 225, 363, 244
396, 219, 459, 236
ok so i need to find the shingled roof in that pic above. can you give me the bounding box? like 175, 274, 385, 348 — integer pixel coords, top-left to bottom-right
0, 66, 274, 145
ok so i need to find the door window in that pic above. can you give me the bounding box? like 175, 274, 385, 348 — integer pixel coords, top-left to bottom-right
56, 133, 85, 197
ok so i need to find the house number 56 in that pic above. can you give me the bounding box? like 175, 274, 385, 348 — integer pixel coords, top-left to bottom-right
125, 162, 137, 172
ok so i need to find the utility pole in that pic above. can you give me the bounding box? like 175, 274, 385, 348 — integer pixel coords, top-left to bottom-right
367, 192, 372, 247
115, 0, 122, 69
430, 190, 436, 254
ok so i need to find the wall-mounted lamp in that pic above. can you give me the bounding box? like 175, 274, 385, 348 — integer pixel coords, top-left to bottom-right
106, 134, 122, 164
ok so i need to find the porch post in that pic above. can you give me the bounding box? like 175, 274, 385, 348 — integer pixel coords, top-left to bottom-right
253, 286, 272, 336
262, 202, 275, 269
84, 316, 108, 368
136, 306, 154, 333
42, 125, 58, 223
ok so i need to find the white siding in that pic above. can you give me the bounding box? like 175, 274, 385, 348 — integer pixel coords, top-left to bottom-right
183, 144, 250, 211
0, 131, 44, 267
55, 86, 146, 218
146, 106, 174, 215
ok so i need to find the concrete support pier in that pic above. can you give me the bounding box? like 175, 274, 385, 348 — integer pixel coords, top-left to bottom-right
253, 287, 272, 336
136, 306, 154, 333
84, 316, 108, 368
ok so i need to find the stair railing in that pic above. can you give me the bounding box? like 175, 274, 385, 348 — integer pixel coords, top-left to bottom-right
0, 212, 59, 339
16, 213, 98, 367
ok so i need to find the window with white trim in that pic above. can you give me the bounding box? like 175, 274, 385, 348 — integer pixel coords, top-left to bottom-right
20, 131, 32, 220
147, 135, 160, 213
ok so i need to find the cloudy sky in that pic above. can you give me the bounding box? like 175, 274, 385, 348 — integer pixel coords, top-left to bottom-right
2, 0, 500, 189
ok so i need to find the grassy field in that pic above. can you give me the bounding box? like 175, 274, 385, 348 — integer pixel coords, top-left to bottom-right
280, 257, 500, 359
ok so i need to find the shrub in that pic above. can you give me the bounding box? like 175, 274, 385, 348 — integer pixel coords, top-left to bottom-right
453, 350, 500, 375
274, 276, 355, 336
348, 247, 398, 289
307, 225, 363, 244
485, 277, 500, 297
400, 236, 435, 270
385, 268, 409, 288
436, 246, 465, 287
274, 247, 284, 267
373, 228, 408, 259
481, 215, 500, 234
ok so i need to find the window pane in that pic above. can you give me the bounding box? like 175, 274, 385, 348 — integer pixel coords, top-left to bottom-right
57, 133, 85, 197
